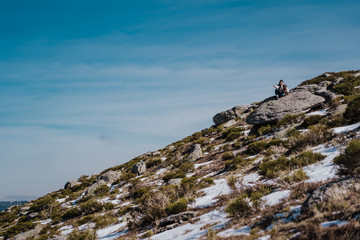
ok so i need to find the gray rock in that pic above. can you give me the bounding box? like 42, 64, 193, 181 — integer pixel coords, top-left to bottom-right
314, 90, 337, 102
293, 84, 323, 93
302, 177, 360, 213
213, 105, 251, 126
223, 119, 237, 128
132, 161, 147, 175
167, 178, 182, 186
85, 180, 107, 196
333, 77, 344, 85
98, 170, 122, 184
322, 73, 332, 77
159, 211, 195, 227
13, 225, 42, 240
330, 104, 347, 116
64, 180, 81, 189
246, 91, 325, 125
186, 144, 203, 161
27, 212, 39, 220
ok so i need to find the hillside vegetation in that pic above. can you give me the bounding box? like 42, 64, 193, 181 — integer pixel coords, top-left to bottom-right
1, 70, 360, 240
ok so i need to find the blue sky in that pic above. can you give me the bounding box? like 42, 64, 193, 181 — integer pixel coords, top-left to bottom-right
0, 0, 359, 201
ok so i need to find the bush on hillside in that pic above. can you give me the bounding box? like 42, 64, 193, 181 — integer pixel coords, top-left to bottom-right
245, 141, 268, 155
67, 229, 97, 240
222, 127, 244, 142
343, 96, 360, 123
226, 195, 252, 218
334, 139, 360, 176
165, 198, 188, 215
222, 152, 234, 161
302, 115, 323, 128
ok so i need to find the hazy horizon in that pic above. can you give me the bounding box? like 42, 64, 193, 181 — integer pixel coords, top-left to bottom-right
1, 0, 360, 201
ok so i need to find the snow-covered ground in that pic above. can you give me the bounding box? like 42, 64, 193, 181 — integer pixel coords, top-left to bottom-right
97, 221, 128, 239
303, 145, 340, 183
191, 179, 232, 208
332, 122, 360, 134
150, 209, 229, 240
320, 220, 348, 228
261, 190, 290, 207
217, 225, 251, 238
306, 108, 329, 116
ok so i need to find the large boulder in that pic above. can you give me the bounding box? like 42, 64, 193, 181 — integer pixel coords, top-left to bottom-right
97, 170, 121, 184
64, 180, 81, 189
246, 91, 325, 125
132, 161, 147, 175
186, 144, 203, 161
302, 177, 360, 213
85, 180, 107, 196
213, 105, 251, 126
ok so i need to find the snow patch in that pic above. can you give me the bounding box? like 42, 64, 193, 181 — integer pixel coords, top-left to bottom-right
97, 221, 127, 239
194, 161, 213, 169
261, 190, 290, 207
306, 108, 329, 116
59, 225, 74, 235
192, 179, 232, 208
332, 122, 360, 134
320, 220, 348, 228
217, 225, 251, 237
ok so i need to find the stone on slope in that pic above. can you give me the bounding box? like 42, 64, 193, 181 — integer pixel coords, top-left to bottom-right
246, 91, 325, 125
85, 180, 107, 196
98, 170, 122, 184
314, 89, 337, 102
213, 105, 251, 126
132, 161, 147, 175
302, 177, 360, 213
64, 180, 81, 189
186, 144, 203, 161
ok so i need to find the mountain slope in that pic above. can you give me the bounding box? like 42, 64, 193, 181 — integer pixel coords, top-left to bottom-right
1, 70, 360, 240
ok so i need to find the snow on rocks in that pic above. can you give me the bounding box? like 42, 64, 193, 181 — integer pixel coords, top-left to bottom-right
332, 122, 360, 134
237, 172, 261, 187
191, 179, 232, 208
56, 197, 67, 203
303, 145, 340, 183
217, 225, 251, 238
194, 161, 213, 169
34, 219, 52, 225
320, 220, 348, 228
306, 108, 329, 116
78, 222, 96, 231
261, 190, 291, 207
97, 221, 128, 239
150, 209, 229, 240
59, 225, 74, 235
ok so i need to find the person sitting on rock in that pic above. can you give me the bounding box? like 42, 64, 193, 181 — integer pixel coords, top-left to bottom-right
273, 80, 289, 99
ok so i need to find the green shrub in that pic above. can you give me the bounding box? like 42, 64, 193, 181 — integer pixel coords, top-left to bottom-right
179, 161, 194, 173
133, 187, 150, 199
245, 141, 267, 155
146, 158, 162, 168
275, 113, 305, 130
302, 115, 323, 128
62, 207, 82, 220
163, 171, 186, 182
226, 195, 252, 218
266, 139, 286, 148
286, 128, 300, 138
76, 215, 94, 226
93, 215, 118, 229
222, 152, 234, 161
198, 177, 214, 189
166, 198, 188, 215
79, 200, 105, 215
325, 117, 347, 128
3, 221, 36, 239
232, 141, 242, 149
29, 195, 55, 212
93, 185, 110, 197
225, 156, 251, 171
291, 151, 325, 167
180, 177, 198, 196
334, 139, 360, 176
282, 169, 308, 183
344, 96, 360, 123
223, 127, 244, 141
227, 175, 237, 190
258, 124, 272, 135
67, 229, 97, 240
259, 157, 291, 178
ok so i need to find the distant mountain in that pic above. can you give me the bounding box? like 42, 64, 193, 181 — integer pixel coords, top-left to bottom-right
1, 70, 360, 240
0, 201, 26, 212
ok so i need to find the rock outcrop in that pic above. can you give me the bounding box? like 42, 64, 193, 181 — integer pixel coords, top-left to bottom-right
186, 144, 203, 161
213, 105, 252, 126
246, 91, 325, 125
97, 170, 121, 184
85, 180, 107, 196
158, 211, 196, 232
64, 180, 81, 189
302, 177, 360, 213
132, 161, 147, 175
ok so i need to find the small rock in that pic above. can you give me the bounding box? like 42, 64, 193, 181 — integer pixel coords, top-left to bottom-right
322, 73, 332, 77
293, 84, 323, 93
27, 212, 39, 220
314, 90, 337, 102
330, 104, 347, 116
159, 211, 195, 227
132, 161, 147, 175
186, 144, 203, 161
167, 178, 182, 186
213, 105, 251, 126
13, 225, 42, 240
64, 180, 81, 189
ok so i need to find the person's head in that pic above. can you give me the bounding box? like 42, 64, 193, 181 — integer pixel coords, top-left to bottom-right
279, 80, 284, 86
